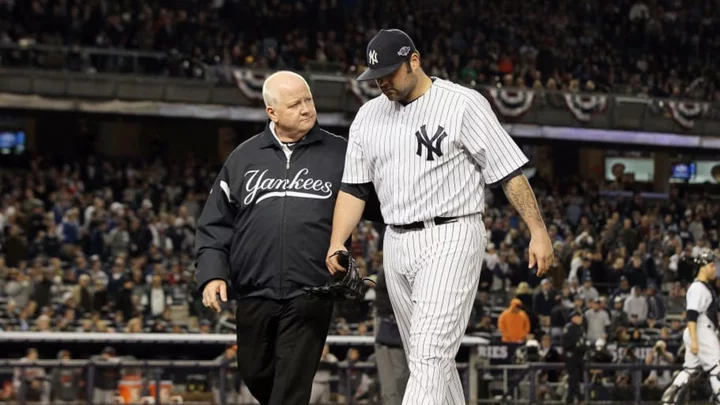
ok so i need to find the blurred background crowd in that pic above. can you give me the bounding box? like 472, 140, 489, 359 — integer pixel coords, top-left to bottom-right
1, 155, 717, 345
1, 154, 718, 401
1, 0, 719, 100
1, 0, 720, 403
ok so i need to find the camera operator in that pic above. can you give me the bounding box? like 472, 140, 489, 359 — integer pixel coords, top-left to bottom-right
587, 339, 614, 401
645, 340, 674, 387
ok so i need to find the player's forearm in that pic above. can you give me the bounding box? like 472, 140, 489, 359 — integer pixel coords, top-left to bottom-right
501, 174, 547, 236
329, 191, 366, 246
688, 321, 698, 344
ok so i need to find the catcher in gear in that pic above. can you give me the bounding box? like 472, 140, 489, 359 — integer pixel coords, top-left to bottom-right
306, 250, 375, 300
661, 249, 720, 405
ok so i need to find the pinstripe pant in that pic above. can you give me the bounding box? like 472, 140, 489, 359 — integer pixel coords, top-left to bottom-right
384, 218, 486, 405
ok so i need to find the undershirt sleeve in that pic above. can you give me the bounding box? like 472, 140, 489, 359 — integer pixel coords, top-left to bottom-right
340, 182, 372, 201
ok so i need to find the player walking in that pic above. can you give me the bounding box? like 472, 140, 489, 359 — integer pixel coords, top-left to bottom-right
326, 29, 554, 405
661, 250, 720, 405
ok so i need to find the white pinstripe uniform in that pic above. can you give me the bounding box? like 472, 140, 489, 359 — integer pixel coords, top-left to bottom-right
343, 78, 528, 405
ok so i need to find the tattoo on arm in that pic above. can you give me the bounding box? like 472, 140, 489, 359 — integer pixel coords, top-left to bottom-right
501, 174, 546, 234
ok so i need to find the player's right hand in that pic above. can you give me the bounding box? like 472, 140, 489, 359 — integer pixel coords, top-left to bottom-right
202, 279, 228, 313
690, 341, 699, 355
326, 246, 349, 276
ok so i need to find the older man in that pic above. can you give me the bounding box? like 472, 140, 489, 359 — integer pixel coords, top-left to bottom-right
195, 71, 377, 405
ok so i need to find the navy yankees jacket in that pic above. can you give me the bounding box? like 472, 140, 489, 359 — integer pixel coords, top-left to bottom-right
194, 121, 381, 300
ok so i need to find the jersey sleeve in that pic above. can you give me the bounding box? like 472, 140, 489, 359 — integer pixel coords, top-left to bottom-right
686, 283, 711, 314
459, 92, 529, 184
342, 110, 373, 184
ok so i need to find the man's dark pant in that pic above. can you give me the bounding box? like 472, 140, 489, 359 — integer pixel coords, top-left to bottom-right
235, 294, 334, 405
566, 360, 584, 404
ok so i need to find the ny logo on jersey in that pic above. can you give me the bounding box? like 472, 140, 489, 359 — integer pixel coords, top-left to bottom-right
368, 50, 378, 66
415, 125, 448, 161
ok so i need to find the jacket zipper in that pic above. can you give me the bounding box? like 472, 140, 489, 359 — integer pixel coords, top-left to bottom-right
280, 145, 292, 298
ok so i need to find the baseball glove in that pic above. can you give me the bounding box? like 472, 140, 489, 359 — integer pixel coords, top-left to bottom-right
304, 251, 375, 301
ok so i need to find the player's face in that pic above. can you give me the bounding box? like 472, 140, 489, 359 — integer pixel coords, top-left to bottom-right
375, 56, 420, 102
704, 261, 718, 279
267, 79, 317, 135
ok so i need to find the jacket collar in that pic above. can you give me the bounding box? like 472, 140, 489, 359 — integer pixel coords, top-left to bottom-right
259, 119, 324, 149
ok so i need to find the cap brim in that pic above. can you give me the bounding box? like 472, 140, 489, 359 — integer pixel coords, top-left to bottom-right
356, 62, 403, 81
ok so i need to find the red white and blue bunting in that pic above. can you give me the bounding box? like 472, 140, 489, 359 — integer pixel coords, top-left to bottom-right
667, 101, 709, 129
232, 69, 268, 102
487, 88, 535, 118
564, 93, 607, 122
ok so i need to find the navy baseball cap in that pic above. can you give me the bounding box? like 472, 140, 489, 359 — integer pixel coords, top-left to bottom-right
357, 29, 417, 81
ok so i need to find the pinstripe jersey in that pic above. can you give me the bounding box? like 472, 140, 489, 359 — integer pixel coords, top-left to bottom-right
343, 78, 529, 225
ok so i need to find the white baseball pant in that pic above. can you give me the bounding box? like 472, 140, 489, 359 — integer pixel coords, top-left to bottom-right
384, 218, 486, 405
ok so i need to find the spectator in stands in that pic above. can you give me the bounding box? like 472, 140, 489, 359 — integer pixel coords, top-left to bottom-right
645, 283, 665, 321
71, 274, 93, 314
574, 276, 595, 305
667, 282, 686, 314
140, 274, 173, 317
549, 294, 567, 340
607, 259, 628, 290
532, 279, 556, 317
624, 286, 649, 326
4, 270, 32, 309
585, 298, 610, 343
498, 298, 530, 343
610, 297, 629, 338
515, 282, 533, 313
92, 279, 109, 313
115, 278, 136, 321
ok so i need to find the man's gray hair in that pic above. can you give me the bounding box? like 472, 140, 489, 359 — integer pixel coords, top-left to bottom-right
262, 70, 311, 108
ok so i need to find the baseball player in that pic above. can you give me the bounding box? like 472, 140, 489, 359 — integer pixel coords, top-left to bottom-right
326, 29, 554, 405
661, 250, 720, 405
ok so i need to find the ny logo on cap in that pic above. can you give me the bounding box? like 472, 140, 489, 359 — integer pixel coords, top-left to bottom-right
368, 50, 378, 65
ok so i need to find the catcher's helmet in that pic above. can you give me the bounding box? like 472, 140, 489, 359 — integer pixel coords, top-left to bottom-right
686, 249, 717, 277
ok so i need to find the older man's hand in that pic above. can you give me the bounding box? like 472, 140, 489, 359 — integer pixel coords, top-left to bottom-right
202, 279, 227, 313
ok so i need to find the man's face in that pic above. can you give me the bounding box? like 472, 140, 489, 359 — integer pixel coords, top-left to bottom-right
375, 59, 419, 102
699, 261, 718, 280
541, 335, 551, 348
267, 79, 316, 135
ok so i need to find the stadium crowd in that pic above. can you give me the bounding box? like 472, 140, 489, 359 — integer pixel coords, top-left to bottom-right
0, 154, 718, 402
1, 0, 719, 100
0, 154, 718, 344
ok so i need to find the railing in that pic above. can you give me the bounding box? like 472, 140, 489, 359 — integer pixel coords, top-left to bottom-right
0, 43, 173, 77
2, 358, 690, 405
0, 331, 488, 346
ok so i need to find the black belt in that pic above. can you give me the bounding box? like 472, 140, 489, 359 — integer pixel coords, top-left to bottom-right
391, 216, 458, 231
